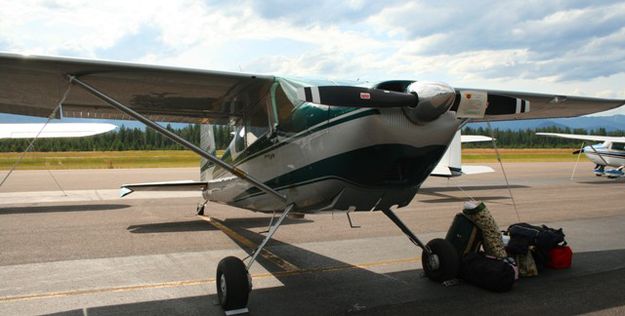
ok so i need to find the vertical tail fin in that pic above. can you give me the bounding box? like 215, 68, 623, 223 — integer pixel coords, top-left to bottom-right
200, 124, 216, 181
431, 131, 494, 177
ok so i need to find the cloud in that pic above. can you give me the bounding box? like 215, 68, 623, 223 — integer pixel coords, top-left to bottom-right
0, 0, 624, 98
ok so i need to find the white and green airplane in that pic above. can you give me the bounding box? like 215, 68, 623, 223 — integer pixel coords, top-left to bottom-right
1, 53, 623, 314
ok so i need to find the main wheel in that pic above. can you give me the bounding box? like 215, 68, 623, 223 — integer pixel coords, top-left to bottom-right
216, 256, 251, 311
422, 238, 459, 282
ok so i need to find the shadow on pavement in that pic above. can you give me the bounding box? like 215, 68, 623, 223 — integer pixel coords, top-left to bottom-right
0, 204, 130, 214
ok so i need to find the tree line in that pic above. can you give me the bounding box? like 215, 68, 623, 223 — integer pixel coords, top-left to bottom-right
0, 124, 233, 152
462, 126, 625, 148
1, 124, 624, 152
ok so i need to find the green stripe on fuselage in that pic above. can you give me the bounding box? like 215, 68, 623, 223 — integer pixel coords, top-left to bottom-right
232, 143, 446, 202
203, 107, 379, 175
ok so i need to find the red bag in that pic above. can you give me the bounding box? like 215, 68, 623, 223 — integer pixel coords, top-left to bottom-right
546, 245, 572, 269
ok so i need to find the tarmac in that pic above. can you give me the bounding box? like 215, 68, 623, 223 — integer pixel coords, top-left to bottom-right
1, 162, 625, 315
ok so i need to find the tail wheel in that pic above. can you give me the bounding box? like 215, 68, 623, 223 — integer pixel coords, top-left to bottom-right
216, 256, 251, 311
422, 238, 459, 282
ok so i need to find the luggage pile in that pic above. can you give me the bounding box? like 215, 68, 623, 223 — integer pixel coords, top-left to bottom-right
444, 201, 572, 292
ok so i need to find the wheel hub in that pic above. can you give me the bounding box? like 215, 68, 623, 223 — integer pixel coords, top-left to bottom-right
426, 253, 440, 270
220, 274, 227, 300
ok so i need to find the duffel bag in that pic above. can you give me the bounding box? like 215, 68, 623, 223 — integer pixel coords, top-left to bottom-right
460, 253, 516, 292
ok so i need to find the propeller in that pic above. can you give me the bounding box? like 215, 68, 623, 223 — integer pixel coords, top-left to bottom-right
296, 81, 456, 123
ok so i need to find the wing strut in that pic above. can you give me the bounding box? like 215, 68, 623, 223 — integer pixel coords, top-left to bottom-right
67, 75, 287, 204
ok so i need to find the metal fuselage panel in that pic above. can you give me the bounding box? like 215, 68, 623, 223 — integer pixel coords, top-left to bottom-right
203, 106, 460, 213
584, 144, 625, 167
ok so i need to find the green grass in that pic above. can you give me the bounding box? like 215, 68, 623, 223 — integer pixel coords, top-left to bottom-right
462, 148, 578, 162
0, 150, 200, 170
0, 148, 578, 170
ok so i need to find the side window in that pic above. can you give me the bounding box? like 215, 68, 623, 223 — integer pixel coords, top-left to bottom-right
229, 95, 271, 158
612, 142, 625, 151
272, 83, 295, 131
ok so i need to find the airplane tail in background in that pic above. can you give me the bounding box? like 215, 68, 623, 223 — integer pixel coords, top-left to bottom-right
430, 131, 494, 177
200, 124, 217, 181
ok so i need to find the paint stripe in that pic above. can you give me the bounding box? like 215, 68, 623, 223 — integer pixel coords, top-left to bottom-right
0, 257, 420, 303
311, 86, 321, 104
198, 215, 300, 272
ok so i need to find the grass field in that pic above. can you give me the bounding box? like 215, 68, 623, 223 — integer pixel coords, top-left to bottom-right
0, 148, 579, 170
462, 148, 579, 162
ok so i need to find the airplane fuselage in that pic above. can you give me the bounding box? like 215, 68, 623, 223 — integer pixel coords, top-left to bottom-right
583, 143, 625, 168
202, 104, 460, 213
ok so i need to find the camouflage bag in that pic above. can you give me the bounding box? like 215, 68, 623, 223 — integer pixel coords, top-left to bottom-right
516, 250, 539, 277
462, 202, 507, 258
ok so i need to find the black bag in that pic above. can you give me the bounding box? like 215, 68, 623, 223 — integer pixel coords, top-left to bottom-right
460, 253, 516, 292
508, 223, 565, 246
446, 213, 482, 258
508, 223, 566, 267
506, 235, 531, 255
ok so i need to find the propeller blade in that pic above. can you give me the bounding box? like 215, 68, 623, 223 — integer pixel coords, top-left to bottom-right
296, 86, 418, 108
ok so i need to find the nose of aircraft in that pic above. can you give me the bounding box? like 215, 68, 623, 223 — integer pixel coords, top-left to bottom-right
403, 81, 456, 123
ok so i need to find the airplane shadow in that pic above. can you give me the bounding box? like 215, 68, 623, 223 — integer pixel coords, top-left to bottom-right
46, 223, 625, 315
0, 204, 130, 215
127, 216, 312, 234
420, 184, 528, 194
576, 179, 625, 185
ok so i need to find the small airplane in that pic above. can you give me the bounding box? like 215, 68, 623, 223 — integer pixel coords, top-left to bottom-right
537, 132, 625, 178
0, 122, 116, 139
1, 53, 623, 314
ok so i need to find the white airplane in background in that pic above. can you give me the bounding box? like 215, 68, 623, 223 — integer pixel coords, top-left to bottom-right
0, 123, 116, 139
1, 53, 623, 314
537, 132, 625, 178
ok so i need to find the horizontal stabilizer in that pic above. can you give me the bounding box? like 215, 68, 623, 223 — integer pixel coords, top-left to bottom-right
0, 123, 116, 139
461, 165, 495, 175
120, 180, 208, 197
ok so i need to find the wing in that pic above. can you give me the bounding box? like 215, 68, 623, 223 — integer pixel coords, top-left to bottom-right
536, 132, 625, 143
461, 135, 493, 143
0, 53, 274, 123
453, 88, 625, 121
0, 123, 116, 139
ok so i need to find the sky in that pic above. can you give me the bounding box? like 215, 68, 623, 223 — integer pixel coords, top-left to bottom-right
1, 0, 625, 115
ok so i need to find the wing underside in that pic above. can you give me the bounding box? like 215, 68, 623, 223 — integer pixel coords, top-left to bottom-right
0, 53, 623, 124
0, 53, 274, 124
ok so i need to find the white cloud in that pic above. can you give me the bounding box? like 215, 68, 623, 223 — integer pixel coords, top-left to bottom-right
0, 0, 624, 99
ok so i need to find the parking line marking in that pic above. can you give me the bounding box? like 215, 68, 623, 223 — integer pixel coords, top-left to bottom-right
198, 215, 300, 272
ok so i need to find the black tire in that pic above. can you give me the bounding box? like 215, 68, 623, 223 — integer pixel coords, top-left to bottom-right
422, 238, 460, 282
216, 256, 250, 311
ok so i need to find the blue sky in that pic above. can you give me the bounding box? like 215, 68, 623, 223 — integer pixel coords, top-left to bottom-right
1, 0, 624, 118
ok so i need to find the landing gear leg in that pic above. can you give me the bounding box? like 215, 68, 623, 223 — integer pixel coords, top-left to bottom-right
196, 201, 207, 215
381, 208, 459, 282
215, 203, 294, 314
